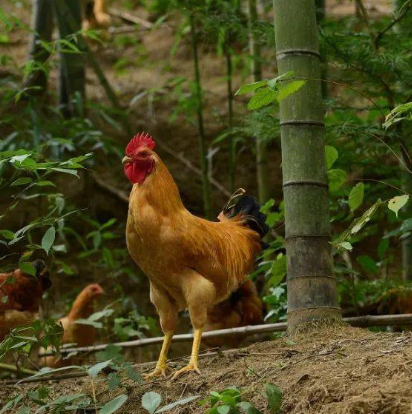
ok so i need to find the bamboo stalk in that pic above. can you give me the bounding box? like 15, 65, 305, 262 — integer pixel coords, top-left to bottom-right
248, 0, 269, 204
273, 0, 341, 330
189, 13, 212, 218
25, 0, 54, 92
37, 314, 412, 357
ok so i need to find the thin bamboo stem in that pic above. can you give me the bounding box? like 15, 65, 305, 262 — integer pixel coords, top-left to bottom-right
190, 13, 212, 218
248, 0, 269, 204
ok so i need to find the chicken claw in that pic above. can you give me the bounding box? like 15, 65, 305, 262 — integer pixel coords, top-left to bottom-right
171, 363, 201, 380
144, 366, 168, 380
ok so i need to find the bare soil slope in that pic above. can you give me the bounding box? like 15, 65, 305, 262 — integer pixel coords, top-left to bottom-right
2, 325, 412, 413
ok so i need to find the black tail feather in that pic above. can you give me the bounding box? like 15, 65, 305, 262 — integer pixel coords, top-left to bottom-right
222, 189, 269, 242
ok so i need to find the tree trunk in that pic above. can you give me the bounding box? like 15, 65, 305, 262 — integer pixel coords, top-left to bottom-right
25, 0, 54, 92
54, 0, 85, 116
394, 0, 412, 280
273, 0, 341, 330
248, 0, 270, 204
190, 13, 212, 218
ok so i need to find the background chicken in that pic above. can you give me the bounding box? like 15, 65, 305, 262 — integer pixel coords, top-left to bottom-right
43, 283, 104, 367
123, 133, 268, 379
0, 260, 51, 341
203, 279, 263, 347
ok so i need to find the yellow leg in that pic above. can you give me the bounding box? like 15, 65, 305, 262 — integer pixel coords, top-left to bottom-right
172, 328, 203, 380
144, 331, 174, 379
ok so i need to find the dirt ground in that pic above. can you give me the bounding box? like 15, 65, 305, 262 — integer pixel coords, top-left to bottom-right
2, 325, 412, 413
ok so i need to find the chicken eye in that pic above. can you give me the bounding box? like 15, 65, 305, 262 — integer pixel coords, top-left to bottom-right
140, 152, 149, 157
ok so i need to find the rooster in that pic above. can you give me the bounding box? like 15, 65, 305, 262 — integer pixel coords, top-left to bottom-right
123, 132, 268, 379
43, 283, 104, 367
0, 260, 51, 341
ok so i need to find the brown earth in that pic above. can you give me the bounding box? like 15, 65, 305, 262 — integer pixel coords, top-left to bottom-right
2, 324, 412, 413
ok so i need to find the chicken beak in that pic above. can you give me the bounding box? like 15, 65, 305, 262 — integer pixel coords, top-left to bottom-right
122, 156, 132, 164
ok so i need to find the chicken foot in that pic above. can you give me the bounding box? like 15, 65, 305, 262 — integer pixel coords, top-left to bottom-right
144, 330, 174, 379
171, 328, 203, 379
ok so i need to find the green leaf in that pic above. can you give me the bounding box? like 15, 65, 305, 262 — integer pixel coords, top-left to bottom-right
107, 373, 121, 391
18, 262, 36, 276
356, 255, 378, 274
377, 238, 390, 260
41, 227, 55, 255
51, 168, 79, 177
388, 195, 409, 218
155, 396, 200, 413
99, 395, 128, 414
0, 230, 15, 240
74, 319, 103, 328
325, 146, 338, 170
348, 183, 364, 213
336, 241, 353, 252
35, 181, 56, 187
265, 383, 282, 414
217, 406, 230, 414
276, 80, 306, 102
247, 88, 278, 110
11, 177, 32, 186
235, 80, 267, 96
238, 401, 263, 414
87, 360, 112, 378
327, 169, 347, 192
142, 392, 162, 414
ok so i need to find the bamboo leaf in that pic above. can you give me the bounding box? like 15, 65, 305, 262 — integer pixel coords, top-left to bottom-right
87, 360, 112, 378
98, 395, 128, 414
155, 395, 200, 413
327, 169, 347, 192
348, 183, 364, 213
41, 227, 55, 255
356, 255, 378, 274
388, 195, 409, 218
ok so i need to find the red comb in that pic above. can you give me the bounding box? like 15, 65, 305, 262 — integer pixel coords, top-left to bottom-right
126, 132, 155, 154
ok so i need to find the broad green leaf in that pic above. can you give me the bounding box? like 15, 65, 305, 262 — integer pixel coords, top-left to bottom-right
217, 406, 230, 414
235, 80, 267, 96
98, 395, 128, 414
388, 195, 409, 218
18, 262, 36, 276
325, 146, 338, 170
276, 80, 306, 102
107, 373, 121, 391
87, 359, 112, 378
51, 168, 79, 177
327, 169, 347, 192
356, 255, 378, 274
142, 392, 162, 414
265, 383, 282, 414
247, 88, 278, 110
11, 177, 32, 186
348, 183, 364, 213
41, 227, 55, 255
155, 396, 200, 413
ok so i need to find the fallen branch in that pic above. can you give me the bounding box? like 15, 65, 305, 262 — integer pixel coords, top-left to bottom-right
156, 137, 232, 198
0, 363, 36, 376
108, 8, 153, 29
38, 314, 412, 358
92, 172, 129, 203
